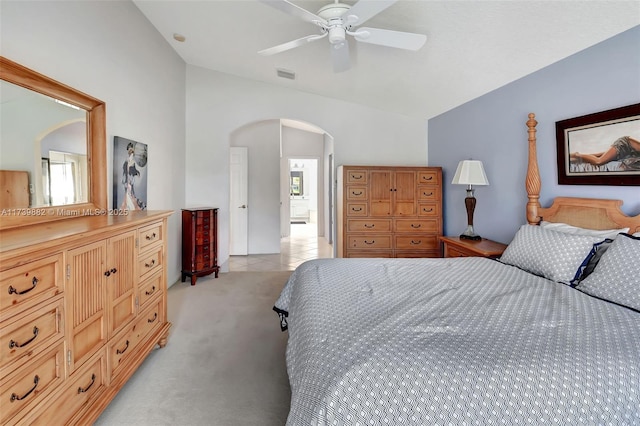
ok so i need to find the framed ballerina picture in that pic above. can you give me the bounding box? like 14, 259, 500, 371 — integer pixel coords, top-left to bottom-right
556, 103, 640, 186
113, 136, 148, 210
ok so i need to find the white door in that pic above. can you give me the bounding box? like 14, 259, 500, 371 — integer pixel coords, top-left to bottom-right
230, 147, 248, 255
280, 157, 290, 238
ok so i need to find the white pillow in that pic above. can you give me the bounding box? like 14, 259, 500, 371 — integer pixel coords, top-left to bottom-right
577, 233, 640, 311
540, 221, 629, 239
500, 225, 605, 284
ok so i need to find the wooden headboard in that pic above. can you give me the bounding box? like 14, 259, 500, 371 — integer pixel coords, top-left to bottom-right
524, 113, 640, 234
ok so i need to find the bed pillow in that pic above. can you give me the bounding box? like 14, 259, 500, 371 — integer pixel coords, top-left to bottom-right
576, 233, 640, 311
540, 221, 629, 239
499, 225, 605, 284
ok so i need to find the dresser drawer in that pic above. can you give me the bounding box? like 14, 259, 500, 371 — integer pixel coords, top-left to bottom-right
108, 297, 163, 380
0, 254, 64, 320
347, 219, 391, 233
139, 245, 163, 281
395, 235, 439, 250
139, 271, 162, 310
27, 348, 107, 426
0, 342, 65, 425
394, 219, 439, 233
417, 171, 440, 185
444, 246, 472, 258
417, 186, 440, 201
346, 203, 368, 217
348, 235, 392, 249
346, 186, 368, 200
346, 170, 368, 184
138, 222, 163, 253
418, 202, 441, 217
0, 298, 64, 380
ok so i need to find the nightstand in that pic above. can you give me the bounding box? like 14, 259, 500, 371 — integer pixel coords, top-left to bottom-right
438, 236, 507, 258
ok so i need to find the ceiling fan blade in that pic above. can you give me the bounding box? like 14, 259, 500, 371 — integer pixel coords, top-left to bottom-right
353, 27, 426, 51
258, 33, 327, 56
343, 0, 397, 27
259, 0, 327, 26
330, 41, 350, 73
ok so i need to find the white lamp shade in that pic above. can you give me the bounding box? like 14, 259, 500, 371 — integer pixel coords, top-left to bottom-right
451, 160, 489, 185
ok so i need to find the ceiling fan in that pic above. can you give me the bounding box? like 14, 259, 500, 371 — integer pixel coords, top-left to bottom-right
258, 0, 427, 72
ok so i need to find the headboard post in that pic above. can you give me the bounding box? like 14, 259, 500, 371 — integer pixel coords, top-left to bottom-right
525, 113, 542, 225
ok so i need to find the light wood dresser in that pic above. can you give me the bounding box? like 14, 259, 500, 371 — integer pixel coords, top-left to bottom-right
0, 211, 172, 425
337, 165, 443, 258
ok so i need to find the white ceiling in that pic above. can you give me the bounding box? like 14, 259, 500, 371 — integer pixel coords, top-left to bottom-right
133, 0, 640, 119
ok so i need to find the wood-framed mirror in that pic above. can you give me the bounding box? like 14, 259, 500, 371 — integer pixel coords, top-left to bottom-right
0, 56, 107, 229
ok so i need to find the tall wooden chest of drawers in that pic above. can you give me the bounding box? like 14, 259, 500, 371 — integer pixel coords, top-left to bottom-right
337, 165, 443, 258
181, 208, 219, 285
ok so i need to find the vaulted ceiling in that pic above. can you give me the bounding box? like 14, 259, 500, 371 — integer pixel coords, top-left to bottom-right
133, 0, 640, 119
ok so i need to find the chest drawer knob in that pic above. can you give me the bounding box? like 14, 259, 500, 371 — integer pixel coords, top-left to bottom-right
145, 259, 156, 268
147, 312, 158, 323
145, 232, 157, 240
77, 374, 96, 394
364, 240, 375, 245
145, 286, 156, 296
8, 276, 38, 295
11, 375, 39, 402
9, 326, 39, 349
411, 240, 422, 245
364, 224, 375, 228
411, 224, 421, 228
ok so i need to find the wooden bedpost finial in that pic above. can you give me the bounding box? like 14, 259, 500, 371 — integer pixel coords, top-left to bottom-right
526, 113, 542, 225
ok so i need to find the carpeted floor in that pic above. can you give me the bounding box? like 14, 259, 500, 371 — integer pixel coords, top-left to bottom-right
95, 271, 292, 426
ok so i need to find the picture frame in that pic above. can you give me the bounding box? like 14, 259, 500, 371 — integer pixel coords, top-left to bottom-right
113, 136, 148, 210
556, 103, 640, 186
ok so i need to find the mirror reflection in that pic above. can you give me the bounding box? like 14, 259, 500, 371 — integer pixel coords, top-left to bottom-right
0, 79, 88, 208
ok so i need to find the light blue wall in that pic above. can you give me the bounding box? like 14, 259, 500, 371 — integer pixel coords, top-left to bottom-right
429, 26, 640, 244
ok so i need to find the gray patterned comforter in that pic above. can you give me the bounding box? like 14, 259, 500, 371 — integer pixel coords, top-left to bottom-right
274, 257, 640, 425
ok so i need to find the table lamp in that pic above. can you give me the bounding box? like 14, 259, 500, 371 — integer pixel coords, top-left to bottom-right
451, 160, 489, 240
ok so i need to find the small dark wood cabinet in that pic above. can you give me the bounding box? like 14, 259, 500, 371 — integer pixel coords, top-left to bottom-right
181, 207, 219, 285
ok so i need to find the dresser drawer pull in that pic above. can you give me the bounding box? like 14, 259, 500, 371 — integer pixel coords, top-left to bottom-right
145, 232, 157, 240
411, 224, 421, 228
147, 312, 158, 323
10, 375, 39, 402
364, 224, 375, 228
145, 259, 156, 268
116, 340, 129, 355
77, 374, 96, 394
411, 240, 422, 245
352, 191, 363, 196
9, 326, 39, 349
145, 286, 156, 296
352, 207, 362, 212
364, 240, 375, 245
422, 208, 433, 212
8, 277, 38, 295
422, 176, 433, 181
204, 225, 210, 230
352, 175, 363, 180
423, 192, 433, 196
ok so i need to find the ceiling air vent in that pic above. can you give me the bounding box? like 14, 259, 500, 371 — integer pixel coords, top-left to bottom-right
276, 68, 296, 80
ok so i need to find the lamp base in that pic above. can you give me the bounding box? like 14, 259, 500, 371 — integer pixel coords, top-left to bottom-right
460, 234, 482, 241
459, 225, 481, 241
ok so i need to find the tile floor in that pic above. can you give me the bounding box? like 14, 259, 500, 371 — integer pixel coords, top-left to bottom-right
228, 222, 333, 271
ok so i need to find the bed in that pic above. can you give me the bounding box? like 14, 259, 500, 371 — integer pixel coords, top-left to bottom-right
274, 113, 640, 425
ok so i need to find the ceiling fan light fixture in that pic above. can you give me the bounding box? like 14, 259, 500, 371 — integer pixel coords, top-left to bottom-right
328, 26, 346, 44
